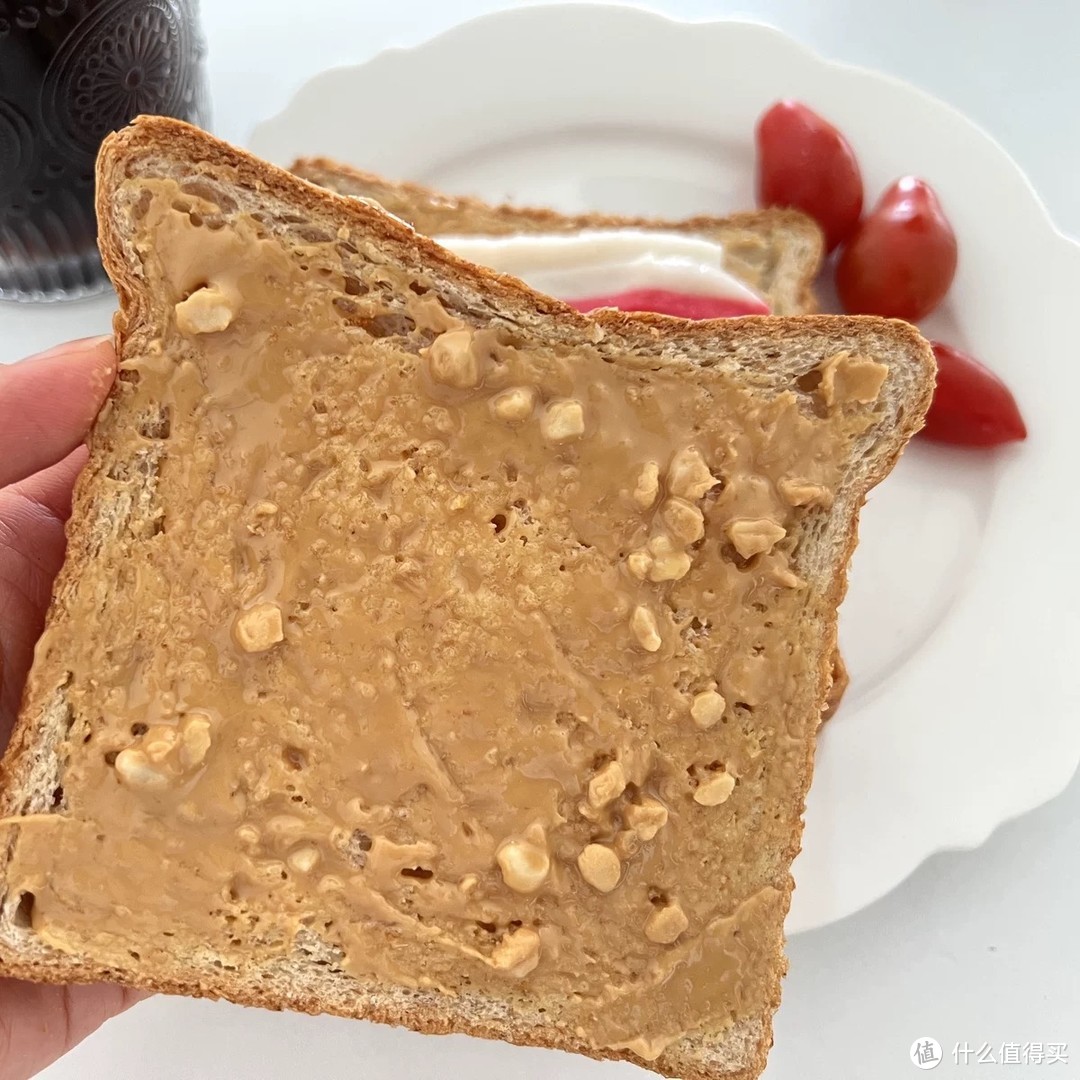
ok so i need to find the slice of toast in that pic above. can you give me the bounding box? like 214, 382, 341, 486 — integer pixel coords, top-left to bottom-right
0, 118, 932, 1080
295, 160, 849, 719
291, 158, 823, 317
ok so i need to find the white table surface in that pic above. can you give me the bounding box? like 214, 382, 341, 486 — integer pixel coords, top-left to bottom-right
6, 2, 1077, 1078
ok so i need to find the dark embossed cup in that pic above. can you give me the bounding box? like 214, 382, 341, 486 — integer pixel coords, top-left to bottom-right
0, 0, 209, 301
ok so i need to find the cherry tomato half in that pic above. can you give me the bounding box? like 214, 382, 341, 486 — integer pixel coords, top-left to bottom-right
836, 177, 957, 322
922, 342, 1026, 447
755, 100, 863, 252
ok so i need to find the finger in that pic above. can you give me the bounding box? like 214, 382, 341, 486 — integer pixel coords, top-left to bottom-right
0, 449, 87, 742
0, 978, 146, 1080
0, 337, 115, 489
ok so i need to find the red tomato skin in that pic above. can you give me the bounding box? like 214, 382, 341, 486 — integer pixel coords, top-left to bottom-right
755, 100, 864, 252
922, 342, 1027, 447
837, 177, 958, 321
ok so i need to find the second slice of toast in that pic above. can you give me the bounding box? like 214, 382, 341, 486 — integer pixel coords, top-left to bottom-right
291, 158, 823, 316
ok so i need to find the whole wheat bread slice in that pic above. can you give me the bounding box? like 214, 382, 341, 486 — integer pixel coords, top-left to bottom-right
0, 118, 933, 1080
291, 158, 823, 317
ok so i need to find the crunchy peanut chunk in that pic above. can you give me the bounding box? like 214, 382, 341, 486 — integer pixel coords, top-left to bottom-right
496, 837, 550, 894
577, 844, 622, 893
588, 761, 627, 808
491, 926, 542, 977
142, 725, 178, 763
633, 461, 661, 509
694, 771, 737, 806
174, 285, 236, 335
179, 714, 212, 769
612, 1035, 675, 1063
771, 567, 807, 590
287, 845, 321, 874
114, 748, 169, 791
823, 652, 850, 721
778, 477, 833, 508
646, 535, 692, 582
690, 689, 727, 730
235, 824, 260, 847
630, 605, 662, 652
624, 797, 668, 841
661, 498, 705, 544
490, 386, 536, 423
667, 448, 718, 500
626, 550, 653, 580
232, 602, 284, 653
540, 399, 585, 443
726, 518, 786, 559
425, 328, 481, 388
645, 900, 689, 944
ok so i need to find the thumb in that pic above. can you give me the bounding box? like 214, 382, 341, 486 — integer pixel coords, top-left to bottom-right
0, 449, 87, 744
0, 978, 146, 1080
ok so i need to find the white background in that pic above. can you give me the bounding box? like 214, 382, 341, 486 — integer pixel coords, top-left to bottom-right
12, 1, 1080, 1078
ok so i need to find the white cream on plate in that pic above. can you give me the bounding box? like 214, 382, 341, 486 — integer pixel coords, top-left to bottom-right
434, 229, 769, 311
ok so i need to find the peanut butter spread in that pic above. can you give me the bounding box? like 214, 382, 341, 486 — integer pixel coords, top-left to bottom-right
4, 181, 886, 1059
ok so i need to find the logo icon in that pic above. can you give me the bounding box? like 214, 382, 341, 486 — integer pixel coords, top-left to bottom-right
910, 1038, 942, 1070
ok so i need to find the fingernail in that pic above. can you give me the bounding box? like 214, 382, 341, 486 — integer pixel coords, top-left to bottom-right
25, 335, 113, 364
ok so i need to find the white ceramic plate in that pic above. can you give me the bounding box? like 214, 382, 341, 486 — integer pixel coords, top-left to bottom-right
250, 3, 1080, 934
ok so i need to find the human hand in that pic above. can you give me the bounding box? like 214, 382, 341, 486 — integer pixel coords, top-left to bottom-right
0, 338, 145, 1080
